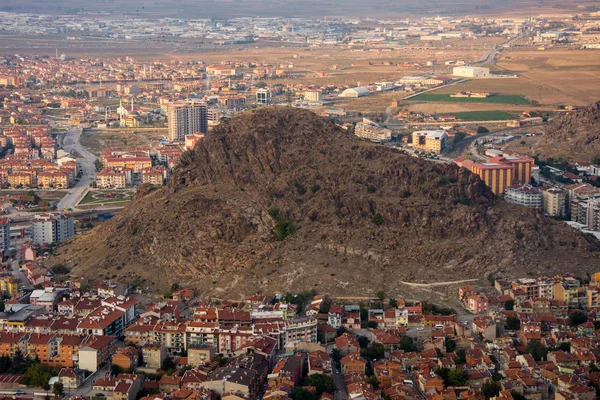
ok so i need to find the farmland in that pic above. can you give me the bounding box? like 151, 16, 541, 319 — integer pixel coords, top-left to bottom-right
407, 93, 530, 105
446, 110, 517, 121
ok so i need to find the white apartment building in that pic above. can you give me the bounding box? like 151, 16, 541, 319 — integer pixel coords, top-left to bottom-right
167, 101, 208, 141
504, 184, 543, 208
354, 118, 392, 143
30, 213, 75, 244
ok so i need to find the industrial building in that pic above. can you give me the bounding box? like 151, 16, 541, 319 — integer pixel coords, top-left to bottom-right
452, 66, 490, 78
167, 101, 208, 141
339, 87, 369, 98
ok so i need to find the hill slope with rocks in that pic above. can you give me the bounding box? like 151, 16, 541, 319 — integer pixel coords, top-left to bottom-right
535, 101, 600, 162
49, 108, 600, 297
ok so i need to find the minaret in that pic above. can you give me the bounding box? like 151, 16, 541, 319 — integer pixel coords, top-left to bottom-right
131, 98, 134, 113
119, 98, 123, 127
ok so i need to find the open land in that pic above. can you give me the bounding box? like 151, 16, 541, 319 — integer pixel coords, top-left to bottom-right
80, 128, 167, 155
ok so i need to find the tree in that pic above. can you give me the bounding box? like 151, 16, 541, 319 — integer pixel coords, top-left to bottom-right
330, 349, 342, 363
291, 387, 317, 400
526, 341, 548, 361
482, 381, 501, 398
376, 291, 385, 302
303, 374, 336, 395
361, 343, 385, 361
161, 357, 176, 373
447, 369, 467, 387
477, 126, 489, 134
505, 316, 520, 331
53, 382, 64, 399
455, 349, 467, 365
372, 213, 383, 226
569, 311, 588, 326
445, 337, 456, 353
398, 336, 417, 353
504, 300, 514, 311
365, 374, 379, 389
389, 298, 398, 308
511, 391, 526, 400
357, 336, 370, 348
21, 363, 53, 387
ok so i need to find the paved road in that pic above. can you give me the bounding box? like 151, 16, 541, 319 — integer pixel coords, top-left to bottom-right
56, 126, 97, 210
330, 359, 347, 400
9, 237, 33, 291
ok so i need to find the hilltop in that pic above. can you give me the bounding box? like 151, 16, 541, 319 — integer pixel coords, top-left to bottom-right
49, 108, 600, 297
535, 101, 600, 163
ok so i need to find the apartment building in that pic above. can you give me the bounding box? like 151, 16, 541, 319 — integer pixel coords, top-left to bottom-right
30, 213, 75, 245
104, 157, 152, 174
470, 162, 513, 195
504, 184, 542, 208
96, 168, 128, 189
412, 130, 447, 154
167, 101, 208, 141
256, 88, 271, 105
354, 119, 392, 143
141, 167, 168, 185
543, 187, 567, 217
0, 217, 9, 253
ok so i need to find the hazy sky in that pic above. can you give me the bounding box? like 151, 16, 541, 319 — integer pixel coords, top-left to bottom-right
0, 0, 586, 18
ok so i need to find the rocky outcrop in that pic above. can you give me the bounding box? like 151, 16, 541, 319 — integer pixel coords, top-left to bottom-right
536, 101, 600, 162
48, 108, 600, 297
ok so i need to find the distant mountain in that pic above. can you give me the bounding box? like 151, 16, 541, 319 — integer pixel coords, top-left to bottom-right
49, 108, 600, 297
536, 101, 600, 163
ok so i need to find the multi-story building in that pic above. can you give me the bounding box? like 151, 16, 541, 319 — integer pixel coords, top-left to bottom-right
467, 294, 488, 314
141, 167, 168, 186
37, 171, 70, 189
0, 217, 9, 253
303, 90, 322, 102
0, 275, 18, 297
412, 130, 447, 154
504, 184, 542, 208
167, 101, 208, 141
30, 213, 75, 244
256, 88, 271, 106
543, 187, 567, 217
96, 168, 128, 189
354, 119, 392, 143
470, 162, 514, 195
104, 157, 152, 174
499, 156, 534, 185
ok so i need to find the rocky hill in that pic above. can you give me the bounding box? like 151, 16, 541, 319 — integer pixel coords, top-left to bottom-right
535, 101, 600, 162
49, 108, 600, 297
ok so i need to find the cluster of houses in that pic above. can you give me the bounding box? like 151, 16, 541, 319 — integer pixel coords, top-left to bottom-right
0, 125, 77, 189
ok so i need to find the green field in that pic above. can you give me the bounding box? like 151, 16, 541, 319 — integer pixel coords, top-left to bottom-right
447, 111, 517, 121
81, 190, 132, 205
408, 93, 530, 105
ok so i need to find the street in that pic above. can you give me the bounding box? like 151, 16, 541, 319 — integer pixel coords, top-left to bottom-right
56, 126, 98, 210
9, 237, 33, 291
